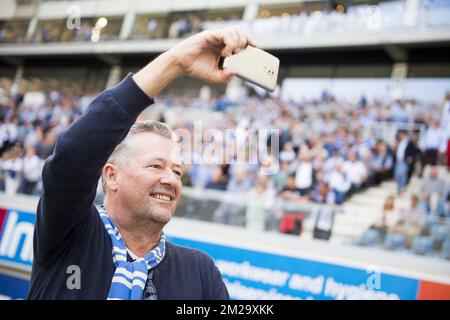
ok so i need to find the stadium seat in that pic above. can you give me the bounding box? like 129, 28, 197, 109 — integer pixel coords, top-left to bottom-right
359, 229, 381, 247
412, 236, 434, 256
440, 238, 450, 260
430, 224, 450, 248
384, 232, 406, 251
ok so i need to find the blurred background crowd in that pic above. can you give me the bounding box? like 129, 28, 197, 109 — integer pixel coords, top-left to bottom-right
0, 79, 449, 258
0, 0, 449, 260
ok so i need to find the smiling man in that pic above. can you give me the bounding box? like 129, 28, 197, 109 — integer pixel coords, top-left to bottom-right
28, 26, 256, 300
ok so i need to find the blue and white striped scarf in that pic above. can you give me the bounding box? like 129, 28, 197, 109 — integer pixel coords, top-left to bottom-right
98, 205, 166, 300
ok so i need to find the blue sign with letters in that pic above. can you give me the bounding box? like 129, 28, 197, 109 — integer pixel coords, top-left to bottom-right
0, 207, 431, 300
168, 236, 420, 300
0, 208, 36, 269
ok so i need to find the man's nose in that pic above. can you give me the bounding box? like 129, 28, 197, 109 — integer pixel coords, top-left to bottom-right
160, 167, 178, 186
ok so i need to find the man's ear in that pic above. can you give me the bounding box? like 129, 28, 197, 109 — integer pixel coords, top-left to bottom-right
103, 163, 119, 192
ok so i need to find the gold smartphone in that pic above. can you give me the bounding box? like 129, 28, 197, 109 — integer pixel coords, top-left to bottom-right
219, 46, 280, 92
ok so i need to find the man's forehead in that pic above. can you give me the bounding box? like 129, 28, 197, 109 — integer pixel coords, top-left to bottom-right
129, 132, 181, 163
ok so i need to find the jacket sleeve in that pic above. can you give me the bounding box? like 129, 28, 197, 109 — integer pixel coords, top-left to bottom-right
33, 74, 154, 265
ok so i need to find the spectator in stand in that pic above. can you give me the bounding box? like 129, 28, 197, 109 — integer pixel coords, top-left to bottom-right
2, 147, 22, 195
420, 119, 445, 167
342, 150, 367, 195
420, 165, 449, 216
371, 195, 401, 239
393, 131, 415, 195
35, 129, 56, 160
245, 176, 275, 231
180, 164, 192, 187
279, 175, 309, 202
279, 142, 296, 163
189, 163, 215, 189
227, 168, 252, 193
0, 152, 5, 191
441, 93, 450, 169
328, 163, 351, 205
0, 23, 5, 42
391, 194, 425, 247
372, 141, 394, 185
294, 149, 314, 197
323, 134, 337, 156
41, 23, 51, 42
310, 181, 335, 205
273, 161, 292, 192
360, 150, 375, 189
205, 166, 227, 191
146, 19, 158, 38
323, 149, 344, 175
420, 166, 446, 198
0, 116, 18, 148
168, 20, 179, 39
407, 132, 421, 182
18, 146, 43, 195
418, 193, 432, 216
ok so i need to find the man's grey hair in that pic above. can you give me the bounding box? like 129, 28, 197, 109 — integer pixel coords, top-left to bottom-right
101, 120, 178, 193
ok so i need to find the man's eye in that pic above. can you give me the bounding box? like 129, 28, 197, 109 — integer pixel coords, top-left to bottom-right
174, 170, 182, 177
149, 164, 162, 169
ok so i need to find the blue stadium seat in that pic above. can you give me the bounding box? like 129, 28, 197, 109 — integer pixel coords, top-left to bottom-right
424, 215, 439, 228
412, 236, 434, 256
359, 229, 381, 247
384, 232, 406, 251
430, 224, 449, 245
441, 238, 450, 260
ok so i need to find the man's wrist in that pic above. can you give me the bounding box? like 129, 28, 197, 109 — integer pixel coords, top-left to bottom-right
163, 50, 184, 79
132, 51, 184, 98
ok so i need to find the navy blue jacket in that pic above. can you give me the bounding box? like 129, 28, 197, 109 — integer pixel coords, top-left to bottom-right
27, 75, 229, 300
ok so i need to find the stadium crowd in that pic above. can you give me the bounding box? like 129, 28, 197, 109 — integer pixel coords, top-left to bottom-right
0, 79, 449, 255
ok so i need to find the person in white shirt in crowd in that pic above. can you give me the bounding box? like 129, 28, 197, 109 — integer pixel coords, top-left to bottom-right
2, 147, 22, 195
420, 119, 446, 166
294, 148, 314, 197
279, 142, 296, 163
328, 162, 351, 205
18, 146, 43, 195
323, 149, 344, 175
371, 195, 402, 239
342, 150, 368, 194
0, 116, 18, 148
259, 152, 279, 176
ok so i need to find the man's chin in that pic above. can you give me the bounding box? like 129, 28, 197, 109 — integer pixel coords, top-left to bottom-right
143, 209, 173, 226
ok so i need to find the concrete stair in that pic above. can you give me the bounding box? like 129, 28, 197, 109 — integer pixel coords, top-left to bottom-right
325, 166, 450, 243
